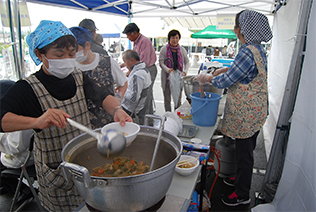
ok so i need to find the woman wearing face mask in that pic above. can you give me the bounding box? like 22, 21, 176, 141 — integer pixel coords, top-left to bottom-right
0, 20, 132, 211
70, 27, 128, 129
196, 10, 272, 206
159, 29, 190, 111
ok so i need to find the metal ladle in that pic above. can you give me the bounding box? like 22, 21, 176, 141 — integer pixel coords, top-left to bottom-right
66, 118, 126, 156
144, 114, 166, 172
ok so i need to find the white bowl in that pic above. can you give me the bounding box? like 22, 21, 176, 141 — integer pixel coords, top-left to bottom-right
190, 138, 202, 144
101, 122, 140, 147
175, 155, 199, 176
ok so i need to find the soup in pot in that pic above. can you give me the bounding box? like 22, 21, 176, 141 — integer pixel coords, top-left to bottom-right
91, 156, 150, 177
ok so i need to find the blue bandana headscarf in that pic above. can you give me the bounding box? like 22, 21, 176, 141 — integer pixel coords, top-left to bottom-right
239, 10, 273, 44
69, 27, 94, 45
26, 20, 74, 66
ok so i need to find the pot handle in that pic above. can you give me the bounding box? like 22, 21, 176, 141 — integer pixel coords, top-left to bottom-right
61, 161, 93, 188
144, 114, 166, 128
190, 75, 196, 84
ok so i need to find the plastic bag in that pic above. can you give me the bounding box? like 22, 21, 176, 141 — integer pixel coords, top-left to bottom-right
164, 112, 183, 136
169, 69, 183, 108
153, 112, 183, 136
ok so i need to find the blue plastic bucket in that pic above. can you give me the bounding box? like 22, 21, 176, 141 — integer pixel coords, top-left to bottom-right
190, 92, 222, 127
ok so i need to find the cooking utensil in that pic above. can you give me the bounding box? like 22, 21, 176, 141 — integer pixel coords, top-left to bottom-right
182, 75, 223, 100
176, 157, 199, 167
66, 118, 126, 156
200, 83, 204, 98
145, 114, 166, 172
61, 122, 182, 211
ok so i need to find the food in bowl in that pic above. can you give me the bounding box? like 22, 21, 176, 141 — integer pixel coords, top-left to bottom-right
177, 161, 196, 169
91, 156, 150, 177
175, 155, 199, 176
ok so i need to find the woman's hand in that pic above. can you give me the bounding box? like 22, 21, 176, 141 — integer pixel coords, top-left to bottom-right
196, 74, 212, 84
113, 108, 133, 127
182, 72, 187, 76
35, 108, 70, 129
168, 68, 174, 74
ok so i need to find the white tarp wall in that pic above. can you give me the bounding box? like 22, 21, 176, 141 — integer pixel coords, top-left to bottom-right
253, 0, 316, 211
263, 0, 302, 158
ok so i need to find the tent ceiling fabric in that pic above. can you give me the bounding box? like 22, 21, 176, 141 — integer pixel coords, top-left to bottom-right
130, 0, 275, 17
26, 0, 129, 16
163, 16, 217, 29
26, 0, 278, 28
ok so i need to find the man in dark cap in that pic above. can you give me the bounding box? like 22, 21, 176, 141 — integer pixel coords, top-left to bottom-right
79, 18, 109, 56
122, 23, 157, 122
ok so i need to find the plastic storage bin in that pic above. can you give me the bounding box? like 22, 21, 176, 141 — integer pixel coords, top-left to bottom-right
187, 190, 199, 212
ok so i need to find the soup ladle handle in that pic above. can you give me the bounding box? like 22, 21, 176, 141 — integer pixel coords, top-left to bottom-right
66, 118, 100, 138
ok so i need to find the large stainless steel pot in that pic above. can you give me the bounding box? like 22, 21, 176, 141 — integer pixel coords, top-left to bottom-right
183, 75, 223, 100
61, 126, 182, 211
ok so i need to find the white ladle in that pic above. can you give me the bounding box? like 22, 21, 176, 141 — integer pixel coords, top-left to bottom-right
66, 118, 126, 156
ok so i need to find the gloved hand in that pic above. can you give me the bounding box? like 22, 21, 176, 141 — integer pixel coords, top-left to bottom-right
195, 73, 211, 84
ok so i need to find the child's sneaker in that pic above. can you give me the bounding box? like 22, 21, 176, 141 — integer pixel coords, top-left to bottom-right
222, 191, 251, 206
223, 176, 235, 186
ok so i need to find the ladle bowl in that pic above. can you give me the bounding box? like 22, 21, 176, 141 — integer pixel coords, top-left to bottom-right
66, 118, 126, 156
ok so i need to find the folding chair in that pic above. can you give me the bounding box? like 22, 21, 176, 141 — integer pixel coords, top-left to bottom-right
1, 135, 43, 212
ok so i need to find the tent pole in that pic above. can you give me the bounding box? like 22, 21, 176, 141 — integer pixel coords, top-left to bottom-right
127, 14, 132, 50
15, 0, 24, 79
119, 35, 122, 58
127, 1, 132, 50
7, 0, 22, 80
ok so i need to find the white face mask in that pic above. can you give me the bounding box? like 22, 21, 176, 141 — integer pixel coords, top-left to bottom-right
75, 50, 88, 62
43, 55, 75, 79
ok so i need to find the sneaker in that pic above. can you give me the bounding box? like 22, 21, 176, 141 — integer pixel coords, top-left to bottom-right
222, 191, 251, 206
223, 176, 235, 186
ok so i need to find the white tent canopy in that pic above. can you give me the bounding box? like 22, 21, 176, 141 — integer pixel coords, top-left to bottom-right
253, 0, 316, 210
26, 0, 278, 28
4, 0, 316, 211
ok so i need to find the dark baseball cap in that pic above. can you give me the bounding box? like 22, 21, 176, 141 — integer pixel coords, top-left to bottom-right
122, 23, 139, 34
79, 19, 98, 32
